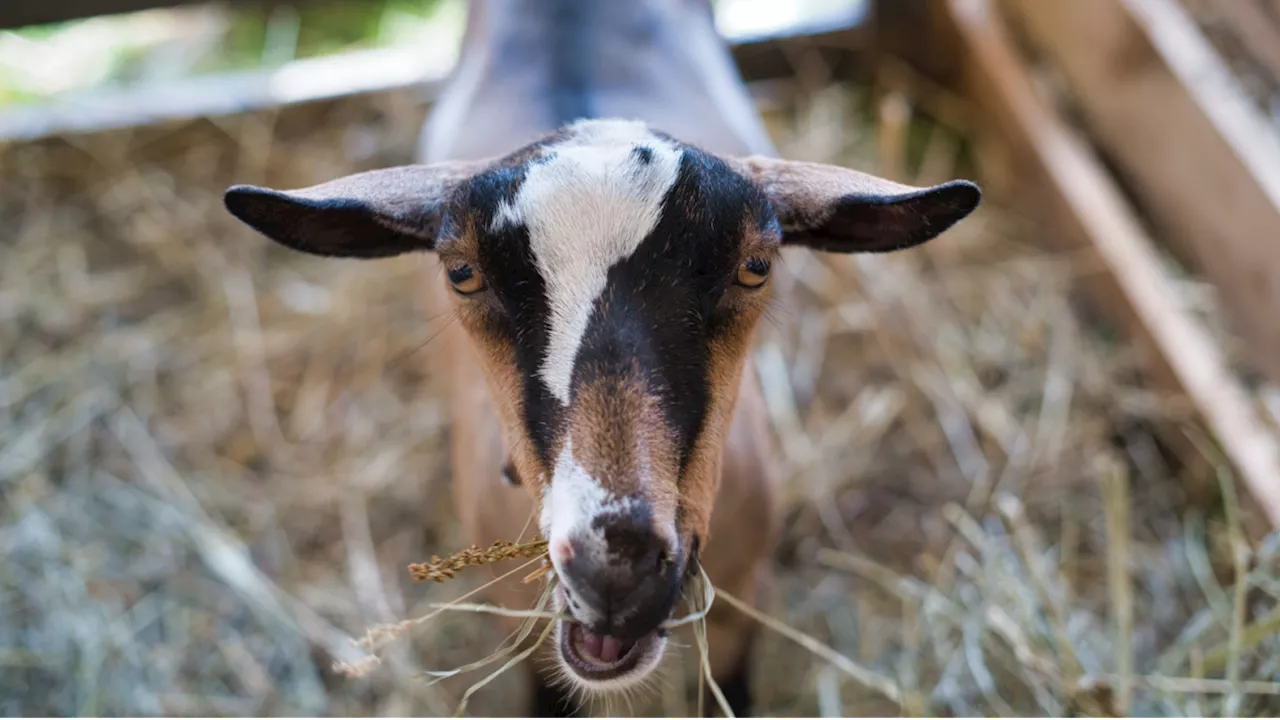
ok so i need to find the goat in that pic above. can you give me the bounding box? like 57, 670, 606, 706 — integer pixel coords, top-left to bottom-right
223, 0, 981, 715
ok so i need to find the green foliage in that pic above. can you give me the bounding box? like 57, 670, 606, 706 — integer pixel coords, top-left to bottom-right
219, 0, 441, 69
0, 0, 444, 106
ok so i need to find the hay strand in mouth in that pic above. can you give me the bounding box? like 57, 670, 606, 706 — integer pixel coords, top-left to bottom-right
664, 564, 718, 630
348, 554, 546, 662
408, 539, 550, 583
451, 586, 559, 718
346, 536, 553, 687
420, 584, 555, 688
372, 536, 561, 714
419, 601, 563, 621
688, 564, 733, 718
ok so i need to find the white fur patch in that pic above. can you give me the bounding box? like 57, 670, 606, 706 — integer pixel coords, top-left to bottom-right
541, 438, 614, 548
539, 438, 650, 587
542, 439, 652, 638
493, 119, 683, 406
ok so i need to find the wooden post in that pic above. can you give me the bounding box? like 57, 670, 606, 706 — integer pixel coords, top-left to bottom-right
0, 0, 316, 29
926, 0, 1280, 532
1198, 0, 1280, 87
999, 0, 1280, 385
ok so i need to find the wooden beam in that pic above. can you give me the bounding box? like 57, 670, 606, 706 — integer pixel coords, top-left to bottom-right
0, 45, 449, 142
999, 0, 1280, 385
1206, 0, 1280, 84
869, 0, 961, 84
0, 10, 867, 142
0, 0, 304, 29
3, 0, 875, 34
935, 0, 1280, 529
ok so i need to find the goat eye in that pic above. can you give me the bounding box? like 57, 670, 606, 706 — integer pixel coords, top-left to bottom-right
448, 264, 486, 295
735, 257, 770, 288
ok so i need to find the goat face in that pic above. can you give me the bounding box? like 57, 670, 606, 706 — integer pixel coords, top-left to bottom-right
223, 117, 981, 692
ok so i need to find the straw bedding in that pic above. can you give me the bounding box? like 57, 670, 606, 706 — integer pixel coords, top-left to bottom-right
2, 56, 1279, 716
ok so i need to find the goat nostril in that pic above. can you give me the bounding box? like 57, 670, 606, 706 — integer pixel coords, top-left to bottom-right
655, 548, 668, 572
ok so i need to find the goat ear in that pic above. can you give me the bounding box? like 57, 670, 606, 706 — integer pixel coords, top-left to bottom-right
224, 161, 486, 258
728, 156, 981, 253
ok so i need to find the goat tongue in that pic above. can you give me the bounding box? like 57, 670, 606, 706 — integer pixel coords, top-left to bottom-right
581, 631, 604, 661
600, 635, 623, 663
580, 631, 624, 663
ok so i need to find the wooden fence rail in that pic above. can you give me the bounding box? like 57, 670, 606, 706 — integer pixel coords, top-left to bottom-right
2, 0, 308, 29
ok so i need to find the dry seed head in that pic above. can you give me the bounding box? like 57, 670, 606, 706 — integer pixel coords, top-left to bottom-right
408, 539, 549, 583
332, 654, 382, 679
522, 558, 553, 584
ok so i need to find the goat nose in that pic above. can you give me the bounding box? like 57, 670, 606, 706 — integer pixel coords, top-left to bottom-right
559, 518, 680, 640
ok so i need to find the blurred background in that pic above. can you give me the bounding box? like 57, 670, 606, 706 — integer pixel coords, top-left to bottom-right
3, 0, 1280, 716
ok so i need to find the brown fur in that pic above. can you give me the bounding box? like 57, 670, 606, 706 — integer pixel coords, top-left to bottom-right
566, 372, 681, 536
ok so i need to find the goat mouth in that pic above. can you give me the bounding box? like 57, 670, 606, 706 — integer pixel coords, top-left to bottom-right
553, 588, 666, 687
558, 621, 655, 676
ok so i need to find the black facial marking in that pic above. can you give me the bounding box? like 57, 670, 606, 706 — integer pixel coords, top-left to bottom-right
753, 193, 782, 237
594, 502, 660, 563
462, 162, 564, 465
457, 139, 774, 475
632, 145, 654, 165
570, 148, 765, 466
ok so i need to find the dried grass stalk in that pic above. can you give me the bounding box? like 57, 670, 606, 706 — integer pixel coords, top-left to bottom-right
7, 40, 1280, 716
715, 587, 903, 705
409, 539, 550, 583
1097, 453, 1134, 715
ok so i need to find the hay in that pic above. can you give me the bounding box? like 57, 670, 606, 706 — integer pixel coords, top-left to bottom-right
446, 584, 557, 718
2, 40, 1280, 717
689, 567, 733, 719
408, 539, 550, 583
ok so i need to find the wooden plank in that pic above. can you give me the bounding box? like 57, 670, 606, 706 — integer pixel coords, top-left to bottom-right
999, 0, 1280, 385
2, 0, 873, 34
0, 0, 298, 29
935, 0, 1280, 529
0, 9, 866, 142
0, 45, 450, 142
869, 0, 960, 82
1208, 0, 1280, 83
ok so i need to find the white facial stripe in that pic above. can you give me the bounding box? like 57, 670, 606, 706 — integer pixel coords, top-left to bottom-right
495, 119, 683, 406
489, 199, 522, 232
540, 438, 647, 553
541, 438, 613, 548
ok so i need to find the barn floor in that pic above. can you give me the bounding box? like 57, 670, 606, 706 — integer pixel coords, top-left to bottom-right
2, 63, 1279, 716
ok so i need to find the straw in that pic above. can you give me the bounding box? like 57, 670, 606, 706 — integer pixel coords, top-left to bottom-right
4, 33, 1280, 717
